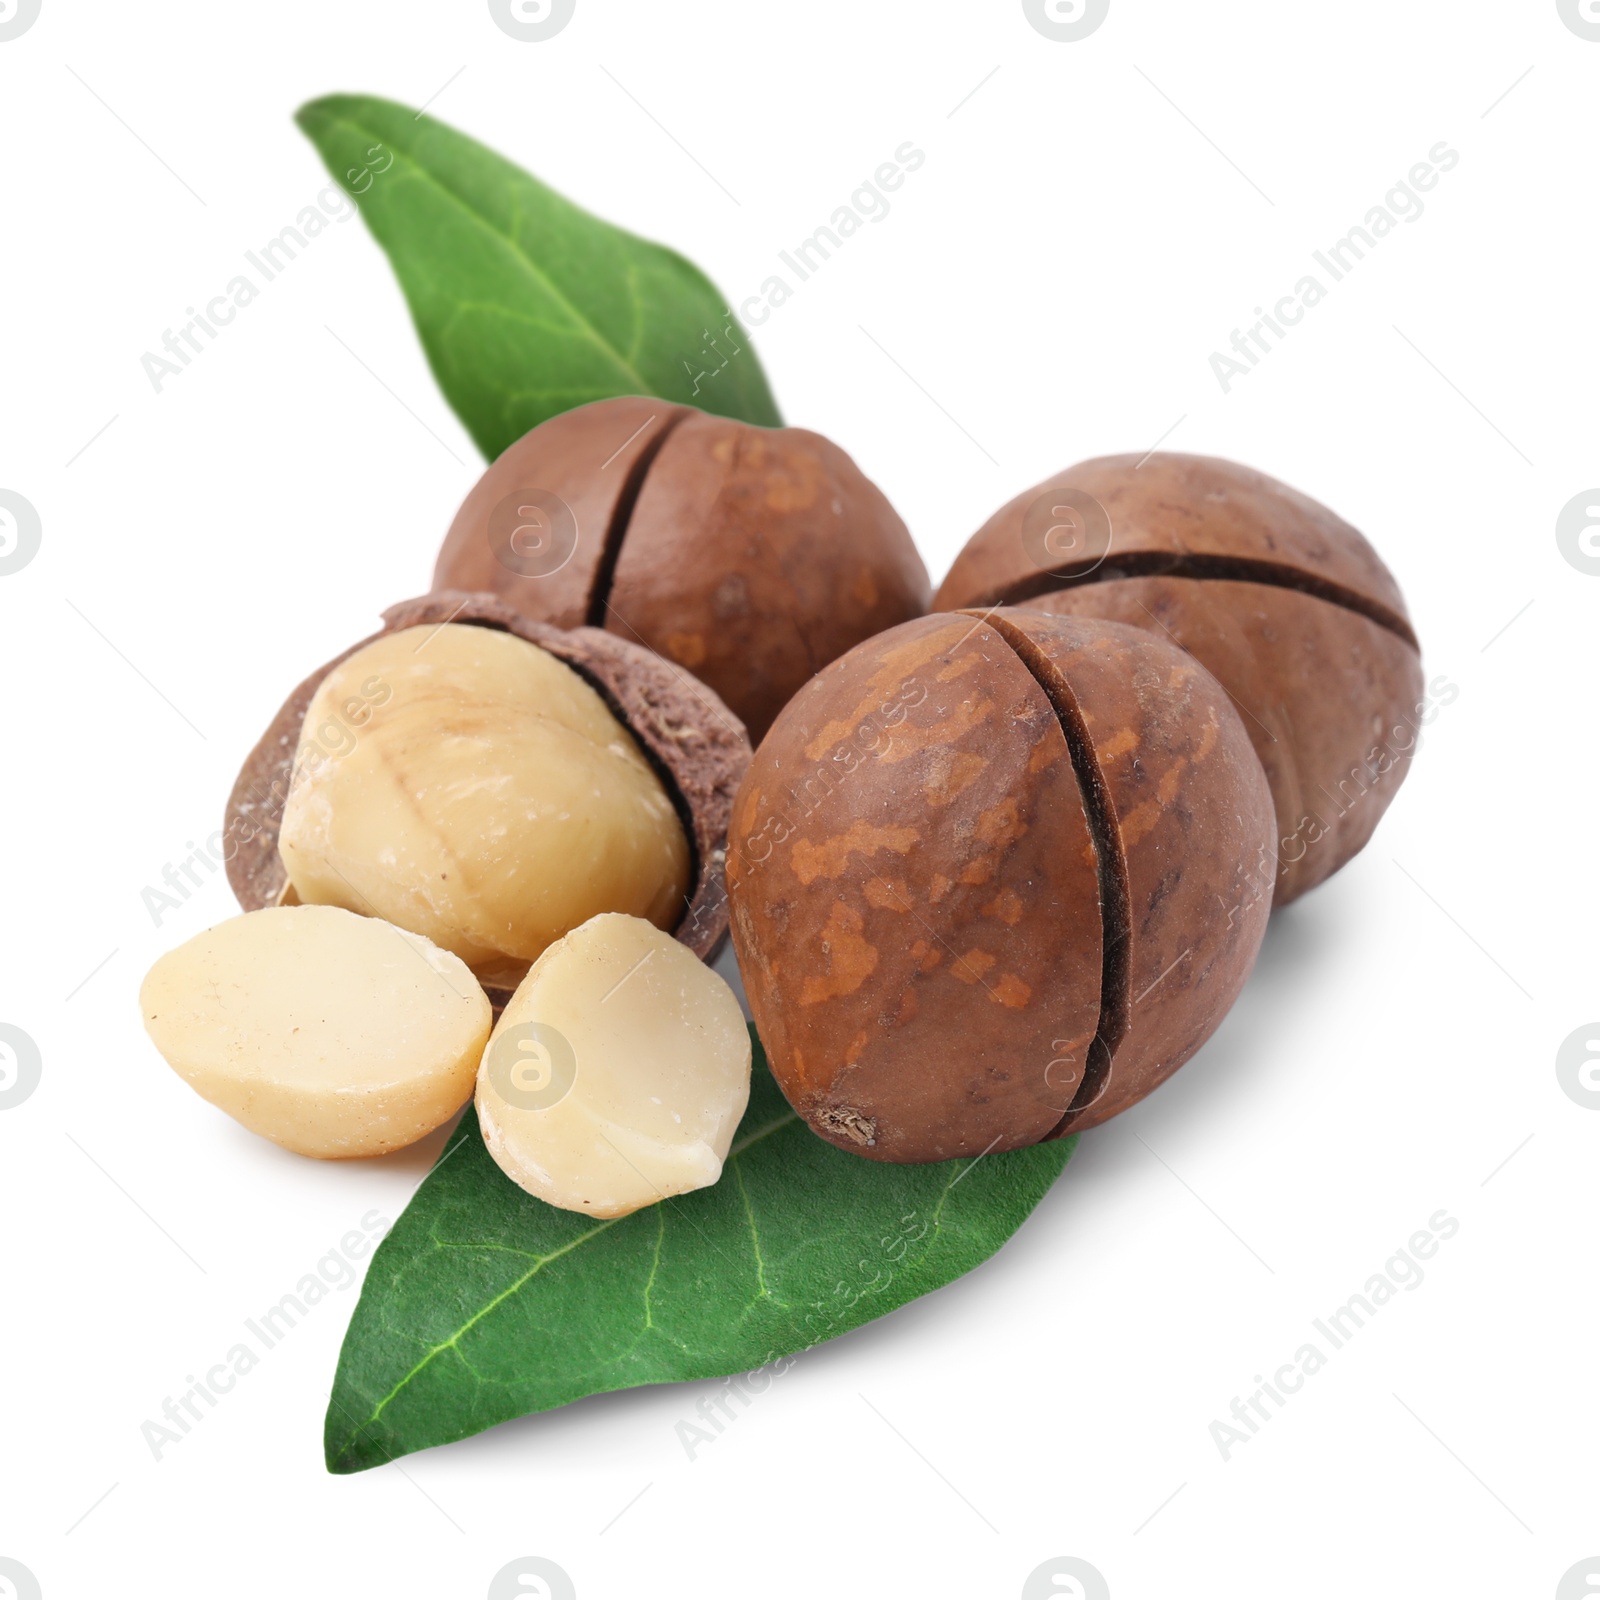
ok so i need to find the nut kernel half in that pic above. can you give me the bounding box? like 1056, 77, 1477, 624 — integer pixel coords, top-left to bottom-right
476, 913, 752, 1219
139, 905, 491, 1158
277, 623, 691, 989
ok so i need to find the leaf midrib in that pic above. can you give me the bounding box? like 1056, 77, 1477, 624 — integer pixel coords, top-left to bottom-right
334, 1106, 802, 1456
313, 107, 653, 397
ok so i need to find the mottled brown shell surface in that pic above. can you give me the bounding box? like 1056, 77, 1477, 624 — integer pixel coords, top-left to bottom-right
1021, 579, 1423, 902
223, 592, 750, 964
430, 397, 679, 633
985, 609, 1276, 1130
934, 454, 1423, 902
726, 608, 1275, 1161
432, 396, 931, 740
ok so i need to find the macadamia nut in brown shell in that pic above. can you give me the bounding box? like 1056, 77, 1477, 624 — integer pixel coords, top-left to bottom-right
432, 396, 931, 739
276, 623, 692, 990
934, 454, 1424, 902
726, 609, 1276, 1162
223, 593, 751, 995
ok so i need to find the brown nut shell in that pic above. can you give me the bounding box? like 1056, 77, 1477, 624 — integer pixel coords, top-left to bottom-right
934, 454, 1423, 903
432, 397, 931, 740
223, 591, 750, 970
983, 608, 1276, 1131
1019, 579, 1424, 903
726, 608, 1276, 1161
428, 397, 683, 632
727, 613, 1103, 1162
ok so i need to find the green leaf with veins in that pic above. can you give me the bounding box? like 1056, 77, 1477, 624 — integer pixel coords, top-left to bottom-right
295, 93, 782, 459
324, 1028, 1072, 1472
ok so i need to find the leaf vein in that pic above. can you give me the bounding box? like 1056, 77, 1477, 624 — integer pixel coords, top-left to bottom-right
342, 1217, 621, 1447
731, 1155, 769, 1304
313, 111, 653, 394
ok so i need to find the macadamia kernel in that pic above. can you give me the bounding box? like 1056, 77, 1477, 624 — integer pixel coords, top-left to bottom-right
477, 913, 751, 1219
277, 624, 691, 989
140, 905, 491, 1158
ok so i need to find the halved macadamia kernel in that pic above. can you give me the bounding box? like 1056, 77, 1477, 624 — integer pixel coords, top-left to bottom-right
139, 905, 492, 1158
476, 913, 752, 1219
277, 623, 692, 990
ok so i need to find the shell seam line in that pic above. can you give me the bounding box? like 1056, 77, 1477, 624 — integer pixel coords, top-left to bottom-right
965, 609, 1133, 1139
976, 553, 1419, 651
584, 408, 692, 628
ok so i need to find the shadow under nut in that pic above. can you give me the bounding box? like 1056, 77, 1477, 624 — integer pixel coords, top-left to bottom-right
222, 591, 751, 965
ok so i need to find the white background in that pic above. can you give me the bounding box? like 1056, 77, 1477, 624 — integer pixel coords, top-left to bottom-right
2, 2, 1596, 1597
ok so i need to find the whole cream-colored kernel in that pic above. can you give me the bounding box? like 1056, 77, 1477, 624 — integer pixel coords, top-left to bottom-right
477, 913, 751, 1219
140, 905, 491, 1158
277, 624, 691, 989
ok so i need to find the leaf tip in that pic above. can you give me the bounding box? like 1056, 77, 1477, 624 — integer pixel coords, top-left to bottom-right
293, 95, 337, 135
324, 1384, 391, 1475
323, 1420, 381, 1476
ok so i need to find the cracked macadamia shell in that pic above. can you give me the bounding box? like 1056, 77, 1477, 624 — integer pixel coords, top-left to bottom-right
140, 905, 491, 1158
432, 396, 932, 740
223, 593, 750, 980
934, 454, 1424, 903
276, 622, 691, 989
726, 609, 1276, 1162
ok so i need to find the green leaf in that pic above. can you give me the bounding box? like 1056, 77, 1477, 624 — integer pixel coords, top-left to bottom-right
325, 1029, 1072, 1472
295, 93, 782, 458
